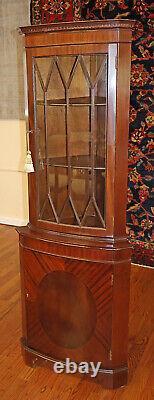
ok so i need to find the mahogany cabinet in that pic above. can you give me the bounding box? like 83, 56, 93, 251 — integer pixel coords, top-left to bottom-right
18, 20, 134, 388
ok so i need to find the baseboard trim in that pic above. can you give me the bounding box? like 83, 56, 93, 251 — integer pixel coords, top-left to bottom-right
0, 217, 28, 227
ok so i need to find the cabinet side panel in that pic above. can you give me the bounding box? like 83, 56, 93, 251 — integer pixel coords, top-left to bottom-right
111, 260, 131, 366
114, 42, 132, 235
19, 245, 28, 340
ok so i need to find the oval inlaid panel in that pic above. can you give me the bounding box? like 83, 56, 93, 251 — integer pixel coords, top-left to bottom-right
38, 271, 97, 348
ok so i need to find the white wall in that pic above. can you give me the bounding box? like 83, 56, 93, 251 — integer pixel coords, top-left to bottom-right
0, 0, 30, 226
0, 120, 29, 226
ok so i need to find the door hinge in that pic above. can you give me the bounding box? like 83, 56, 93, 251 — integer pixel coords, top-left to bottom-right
111, 273, 114, 286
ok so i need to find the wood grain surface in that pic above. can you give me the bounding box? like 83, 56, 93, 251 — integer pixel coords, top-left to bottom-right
18, 22, 133, 389
0, 224, 153, 399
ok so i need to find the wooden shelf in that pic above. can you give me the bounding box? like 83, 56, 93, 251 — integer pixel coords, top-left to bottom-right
37, 96, 106, 107
39, 155, 106, 170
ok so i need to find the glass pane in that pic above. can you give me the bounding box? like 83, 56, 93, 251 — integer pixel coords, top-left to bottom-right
47, 62, 65, 102
83, 54, 107, 87
35, 73, 44, 101
94, 57, 107, 104
69, 59, 89, 100
60, 200, 78, 225
58, 56, 76, 83
69, 106, 90, 167
36, 105, 46, 161
49, 167, 68, 216
71, 168, 90, 217
47, 106, 66, 161
38, 169, 47, 215
35, 57, 52, 87
41, 197, 56, 222
34, 54, 107, 228
82, 201, 103, 228
95, 170, 106, 221
95, 106, 106, 168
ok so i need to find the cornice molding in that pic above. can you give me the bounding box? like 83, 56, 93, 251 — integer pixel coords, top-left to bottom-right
20, 19, 136, 35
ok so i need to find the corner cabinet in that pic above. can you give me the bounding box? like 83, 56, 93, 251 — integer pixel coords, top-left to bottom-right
18, 20, 134, 389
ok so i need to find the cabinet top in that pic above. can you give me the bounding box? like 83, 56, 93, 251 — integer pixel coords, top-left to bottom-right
20, 19, 135, 35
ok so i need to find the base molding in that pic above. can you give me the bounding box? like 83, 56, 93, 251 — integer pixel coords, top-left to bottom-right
21, 338, 128, 389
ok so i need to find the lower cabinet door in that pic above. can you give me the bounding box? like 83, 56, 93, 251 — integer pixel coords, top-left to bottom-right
21, 247, 113, 365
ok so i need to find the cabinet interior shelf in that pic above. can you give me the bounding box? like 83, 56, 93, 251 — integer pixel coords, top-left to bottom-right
37, 96, 106, 107
39, 156, 106, 170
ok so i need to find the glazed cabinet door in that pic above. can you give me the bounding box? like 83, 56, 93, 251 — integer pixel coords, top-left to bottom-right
27, 44, 117, 236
